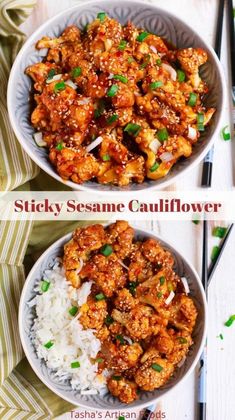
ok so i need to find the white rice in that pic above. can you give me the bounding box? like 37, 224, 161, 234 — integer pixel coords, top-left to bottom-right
31, 259, 108, 394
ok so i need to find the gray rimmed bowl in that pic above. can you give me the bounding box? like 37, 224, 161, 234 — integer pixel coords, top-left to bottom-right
7, 0, 225, 194
19, 224, 207, 411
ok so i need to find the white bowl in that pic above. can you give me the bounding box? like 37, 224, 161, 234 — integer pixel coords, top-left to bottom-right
7, 0, 225, 194
19, 224, 207, 411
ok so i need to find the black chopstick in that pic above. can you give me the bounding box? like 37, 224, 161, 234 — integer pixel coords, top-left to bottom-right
201, 0, 225, 187
227, 0, 235, 90
198, 219, 208, 420
208, 223, 234, 285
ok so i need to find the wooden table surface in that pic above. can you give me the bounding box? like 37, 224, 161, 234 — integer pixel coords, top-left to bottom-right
20, 1, 235, 419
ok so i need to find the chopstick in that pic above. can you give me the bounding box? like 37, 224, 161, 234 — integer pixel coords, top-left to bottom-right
198, 220, 208, 420
201, 0, 225, 187
227, 0, 235, 91
208, 223, 234, 285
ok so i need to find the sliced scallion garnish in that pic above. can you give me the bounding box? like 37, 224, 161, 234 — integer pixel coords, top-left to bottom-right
107, 114, 118, 124
95, 293, 106, 301
107, 84, 119, 97
211, 245, 219, 262
118, 40, 127, 51
105, 315, 114, 325
157, 292, 162, 298
151, 363, 163, 372
124, 123, 141, 137
56, 142, 64, 151
212, 226, 227, 238
102, 154, 111, 161
44, 341, 54, 349
116, 334, 125, 344
54, 81, 65, 93
113, 74, 128, 83
150, 162, 160, 172
136, 32, 149, 42
157, 128, 168, 142
69, 306, 78, 316
97, 12, 106, 22
41, 280, 50, 292
197, 113, 205, 131
100, 244, 113, 256
71, 361, 80, 368
225, 315, 235, 327
159, 276, 165, 285
156, 58, 162, 66
188, 92, 197, 107
150, 81, 163, 90
71, 67, 82, 78
177, 69, 185, 82
112, 375, 122, 381
47, 68, 56, 80
177, 337, 187, 344
221, 125, 231, 141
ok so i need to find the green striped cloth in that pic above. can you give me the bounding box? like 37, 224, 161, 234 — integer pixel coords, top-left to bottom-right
0, 1, 82, 418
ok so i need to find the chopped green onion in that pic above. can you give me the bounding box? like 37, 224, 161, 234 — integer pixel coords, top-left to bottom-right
94, 100, 105, 119
157, 128, 169, 142
156, 58, 162, 66
124, 123, 141, 137
107, 84, 119, 97
151, 363, 163, 372
116, 334, 125, 344
157, 292, 162, 298
71, 361, 80, 368
197, 113, 205, 131
212, 226, 227, 238
72, 67, 82, 78
41, 280, 50, 292
136, 32, 149, 42
150, 81, 163, 90
69, 306, 78, 316
44, 341, 54, 349
150, 162, 160, 172
113, 74, 128, 83
107, 114, 119, 124
100, 244, 113, 256
56, 142, 64, 151
221, 125, 231, 141
140, 54, 150, 69
177, 337, 187, 344
128, 281, 138, 296
105, 314, 114, 325
225, 315, 235, 327
96, 358, 104, 363
188, 92, 198, 107
217, 333, 224, 340
47, 68, 56, 80
102, 154, 111, 161
112, 375, 122, 381
95, 293, 106, 301
118, 417, 125, 420
128, 57, 134, 63
54, 81, 65, 93
118, 40, 127, 51
177, 69, 185, 82
211, 245, 219, 262
192, 219, 200, 225
159, 276, 165, 285
97, 12, 106, 22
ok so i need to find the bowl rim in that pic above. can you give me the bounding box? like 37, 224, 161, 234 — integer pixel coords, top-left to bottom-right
18, 223, 207, 411
7, 0, 226, 195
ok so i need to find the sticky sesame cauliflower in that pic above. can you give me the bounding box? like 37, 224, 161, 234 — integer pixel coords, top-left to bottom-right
62, 221, 198, 403
26, 13, 215, 186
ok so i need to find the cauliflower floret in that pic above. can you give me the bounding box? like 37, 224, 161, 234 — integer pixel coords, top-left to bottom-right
135, 357, 174, 391
79, 295, 107, 330
107, 375, 138, 404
